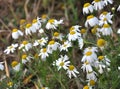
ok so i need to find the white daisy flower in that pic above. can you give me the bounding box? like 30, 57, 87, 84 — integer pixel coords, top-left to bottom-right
54, 55, 70, 70
46, 19, 63, 29
97, 39, 106, 50
81, 61, 93, 73
100, 24, 113, 36
86, 71, 97, 81
41, 14, 48, 22
21, 54, 33, 64
68, 31, 81, 41
92, 0, 104, 10
0, 62, 4, 71
78, 38, 84, 49
91, 26, 101, 37
39, 48, 49, 60
60, 41, 72, 51
69, 25, 81, 32
39, 28, 44, 34
11, 61, 20, 72
84, 47, 98, 54
117, 5, 120, 12
33, 37, 48, 47
103, 0, 113, 6
12, 28, 23, 39
19, 41, 32, 51
53, 32, 63, 41
81, 51, 98, 64
4, 43, 18, 54
25, 23, 33, 35
85, 15, 99, 27
66, 65, 79, 79
83, 3, 94, 14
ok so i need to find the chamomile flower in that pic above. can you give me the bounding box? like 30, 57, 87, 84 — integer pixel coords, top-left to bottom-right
53, 32, 63, 41
12, 28, 23, 39
39, 28, 44, 34
78, 38, 84, 49
91, 26, 101, 37
88, 79, 96, 86
84, 47, 98, 54
60, 41, 72, 51
66, 65, 79, 78
82, 51, 98, 63
100, 24, 113, 36
11, 61, 20, 71
68, 30, 81, 41
103, 0, 113, 6
117, 5, 120, 12
81, 61, 93, 73
54, 55, 70, 70
4, 43, 18, 54
41, 14, 48, 22
69, 25, 81, 32
83, 85, 90, 89
92, 0, 104, 10
46, 19, 63, 29
19, 41, 32, 51
21, 54, 33, 64
98, 55, 110, 66
86, 71, 97, 81
83, 3, 94, 14
0, 62, 4, 71
25, 23, 32, 35
85, 15, 99, 27
39, 48, 49, 60
33, 37, 48, 47
97, 38, 106, 50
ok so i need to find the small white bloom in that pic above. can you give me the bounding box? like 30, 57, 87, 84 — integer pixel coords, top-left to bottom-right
54, 55, 70, 70
41, 14, 48, 22
11, 61, 20, 72
46, 19, 63, 29
4, 43, 18, 54
68, 31, 81, 41
53, 32, 63, 41
60, 41, 72, 51
21, 54, 33, 64
103, 0, 113, 6
12, 29, 23, 39
69, 25, 81, 32
92, 0, 104, 10
85, 15, 99, 27
67, 65, 79, 79
78, 38, 84, 49
25, 23, 33, 35
86, 71, 97, 81
84, 47, 98, 54
83, 3, 94, 14
39, 28, 44, 34
0, 62, 4, 71
117, 5, 120, 12
19, 41, 32, 51
39, 48, 49, 60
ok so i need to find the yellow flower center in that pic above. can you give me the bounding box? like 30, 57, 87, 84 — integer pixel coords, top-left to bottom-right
63, 44, 67, 47
70, 26, 74, 31
85, 61, 89, 65
22, 54, 27, 59
103, 18, 107, 21
91, 26, 98, 34
81, 29, 86, 34
26, 23, 32, 28
70, 31, 75, 35
94, 0, 100, 2
54, 32, 59, 37
60, 61, 64, 66
42, 48, 47, 53
87, 15, 94, 20
34, 53, 39, 59
7, 82, 13, 87
8, 46, 13, 49
48, 19, 55, 24
32, 19, 37, 23
22, 41, 28, 45
68, 65, 75, 71
98, 56, 104, 61
85, 51, 92, 56
103, 24, 110, 28
97, 39, 106, 47
42, 14, 47, 19
84, 3, 90, 8
11, 61, 18, 67
83, 85, 89, 89
38, 39, 43, 43
102, 11, 108, 15
20, 19, 26, 25
49, 40, 55, 45
41, 87, 45, 89
12, 29, 18, 32
90, 80, 95, 86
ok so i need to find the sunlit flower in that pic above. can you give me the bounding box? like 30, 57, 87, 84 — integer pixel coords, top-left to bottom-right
60, 41, 72, 51
21, 54, 33, 64
4, 43, 18, 54
69, 25, 81, 32
66, 65, 79, 78
81, 61, 93, 73
39, 28, 44, 34
104, 0, 113, 6
0, 62, 4, 71
85, 15, 99, 27
100, 24, 113, 36
41, 14, 48, 22
84, 47, 98, 54
54, 55, 70, 70
53, 32, 63, 41
33, 37, 48, 47
97, 38, 106, 50
92, 0, 104, 10
12, 28, 23, 39
39, 48, 49, 60
83, 3, 94, 14
19, 41, 32, 51
11, 61, 20, 71
117, 5, 120, 12
98, 55, 110, 65
25, 23, 32, 35
46, 19, 63, 29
